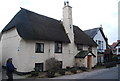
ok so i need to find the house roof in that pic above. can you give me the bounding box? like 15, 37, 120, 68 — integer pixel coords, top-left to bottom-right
1, 8, 97, 46
104, 49, 113, 54
114, 42, 120, 48
110, 42, 117, 48
84, 27, 107, 42
2, 8, 70, 43
73, 26, 97, 46
75, 50, 96, 58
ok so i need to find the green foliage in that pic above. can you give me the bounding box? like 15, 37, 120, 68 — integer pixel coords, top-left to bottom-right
80, 67, 87, 71
47, 69, 55, 78
70, 67, 77, 74
31, 71, 39, 77
112, 56, 118, 61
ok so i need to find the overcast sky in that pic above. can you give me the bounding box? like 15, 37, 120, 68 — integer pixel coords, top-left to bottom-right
0, 0, 119, 44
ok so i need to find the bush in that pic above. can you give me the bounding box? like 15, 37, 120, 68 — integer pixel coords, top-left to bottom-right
59, 69, 65, 75
45, 58, 61, 71
70, 68, 77, 74
80, 67, 87, 71
31, 71, 39, 77
45, 58, 61, 78
105, 61, 116, 68
112, 56, 118, 62
47, 69, 55, 78
66, 66, 71, 71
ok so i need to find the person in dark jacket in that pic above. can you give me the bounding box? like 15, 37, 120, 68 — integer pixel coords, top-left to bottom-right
6, 58, 16, 81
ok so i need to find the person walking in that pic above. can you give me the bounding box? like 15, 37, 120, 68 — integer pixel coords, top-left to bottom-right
6, 58, 16, 81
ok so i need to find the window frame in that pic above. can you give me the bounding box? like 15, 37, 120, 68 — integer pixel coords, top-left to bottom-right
118, 48, 120, 52
54, 41, 62, 53
35, 43, 44, 53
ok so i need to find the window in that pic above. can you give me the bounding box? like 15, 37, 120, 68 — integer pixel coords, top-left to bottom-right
98, 40, 101, 50
35, 63, 43, 72
35, 43, 44, 53
119, 48, 120, 52
77, 44, 83, 51
55, 42, 62, 53
101, 41, 103, 50
88, 46, 92, 52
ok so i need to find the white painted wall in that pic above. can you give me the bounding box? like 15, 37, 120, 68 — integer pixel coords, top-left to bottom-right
0, 37, 2, 72
94, 30, 106, 52
2, 28, 21, 67
116, 44, 120, 55
17, 39, 79, 72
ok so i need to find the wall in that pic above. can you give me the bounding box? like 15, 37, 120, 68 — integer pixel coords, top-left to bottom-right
75, 58, 85, 67
116, 44, 120, 55
94, 30, 106, 52
1, 28, 21, 67
76, 46, 97, 68
0, 37, 2, 72
17, 39, 78, 72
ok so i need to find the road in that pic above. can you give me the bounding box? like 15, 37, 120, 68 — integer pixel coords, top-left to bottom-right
54, 65, 119, 79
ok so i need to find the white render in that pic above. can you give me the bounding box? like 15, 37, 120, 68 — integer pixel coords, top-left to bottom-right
93, 30, 106, 52
116, 43, 120, 55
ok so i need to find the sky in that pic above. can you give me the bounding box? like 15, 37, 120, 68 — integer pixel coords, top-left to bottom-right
0, 0, 119, 44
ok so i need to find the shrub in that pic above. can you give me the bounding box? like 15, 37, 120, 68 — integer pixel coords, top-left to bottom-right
105, 61, 116, 68
45, 58, 61, 71
66, 66, 71, 71
31, 71, 39, 77
112, 56, 118, 62
80, 67, 87, 71
70, 68, 77, 74
45, 58, 61, 77
59, 69, 65, 75
47, 69, 55, 78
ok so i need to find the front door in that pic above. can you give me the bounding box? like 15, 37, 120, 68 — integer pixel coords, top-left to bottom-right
87, 55, 92, 69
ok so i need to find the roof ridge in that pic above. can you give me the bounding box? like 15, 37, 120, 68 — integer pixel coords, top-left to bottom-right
84, 27, 100, 31
20, 7, 61, 23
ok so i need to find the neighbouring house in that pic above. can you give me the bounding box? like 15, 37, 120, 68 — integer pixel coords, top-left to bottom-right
1, 2, 97, 73
114, 40, 120, 60
104, 45, 113, 62
110, 42, 118, 55
84, 27, 107, 64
